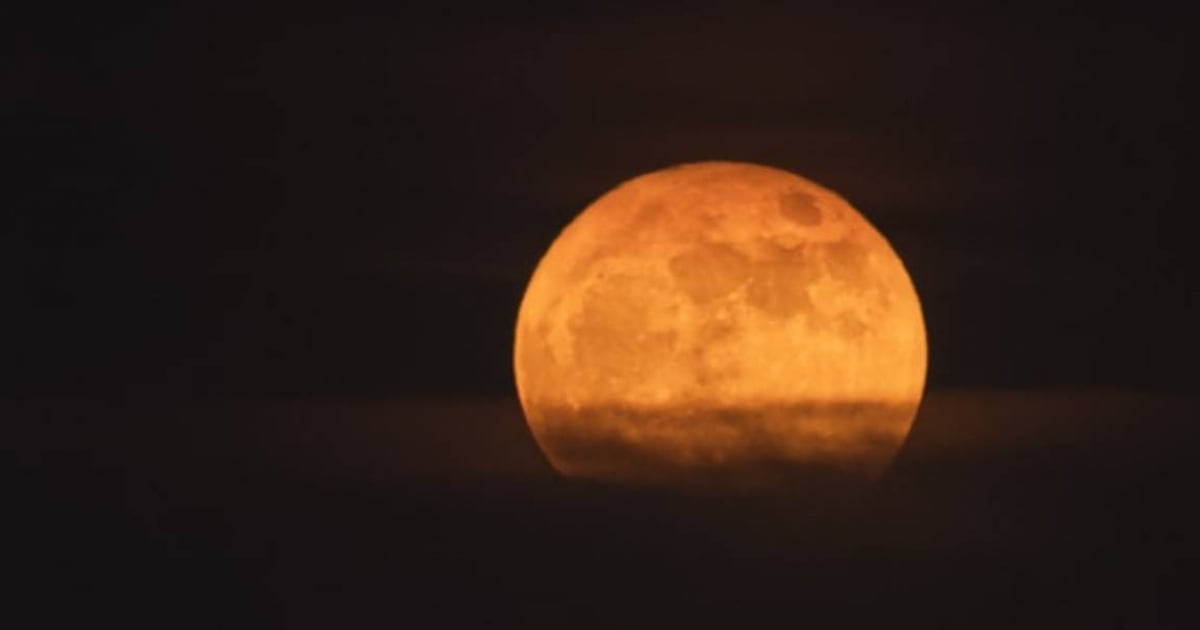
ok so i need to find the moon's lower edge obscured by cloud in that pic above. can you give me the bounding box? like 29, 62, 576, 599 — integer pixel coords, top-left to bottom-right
515, 161, 926, 491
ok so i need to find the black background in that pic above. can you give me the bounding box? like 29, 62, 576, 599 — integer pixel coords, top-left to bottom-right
7, 0, 1196, 398
5, 1, 1198, 627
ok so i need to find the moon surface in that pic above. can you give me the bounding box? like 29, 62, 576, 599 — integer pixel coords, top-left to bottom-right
514, 162, 926, 490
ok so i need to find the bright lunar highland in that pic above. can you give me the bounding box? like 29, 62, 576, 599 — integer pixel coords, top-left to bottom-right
514, 161, 927, 489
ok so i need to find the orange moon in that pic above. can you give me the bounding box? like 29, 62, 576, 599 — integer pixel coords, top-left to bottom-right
514, 162, 926, 490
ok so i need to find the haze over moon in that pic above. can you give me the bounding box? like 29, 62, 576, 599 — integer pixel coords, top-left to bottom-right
514, 162, 927, 489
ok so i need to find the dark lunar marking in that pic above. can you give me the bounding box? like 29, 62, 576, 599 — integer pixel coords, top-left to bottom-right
834, 312, 869, 338
669, 243, 751, 303
824, 240, 871, 286
634, 199, 666, 225
745, 247, 822, 319
747, 272, 813, 319
779, 191, 822, 226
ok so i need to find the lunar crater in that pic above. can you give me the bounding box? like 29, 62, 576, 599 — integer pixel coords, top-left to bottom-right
779, 190, 822, 226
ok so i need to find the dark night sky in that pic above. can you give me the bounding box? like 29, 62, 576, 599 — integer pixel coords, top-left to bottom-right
5, 2, 1200, 627
6, 0, 1196, 398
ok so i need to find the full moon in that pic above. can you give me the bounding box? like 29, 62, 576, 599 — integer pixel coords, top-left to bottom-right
514, 162, 926, 490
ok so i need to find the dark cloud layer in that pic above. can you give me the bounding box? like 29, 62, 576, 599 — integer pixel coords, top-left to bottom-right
7, 391, 1198, 626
